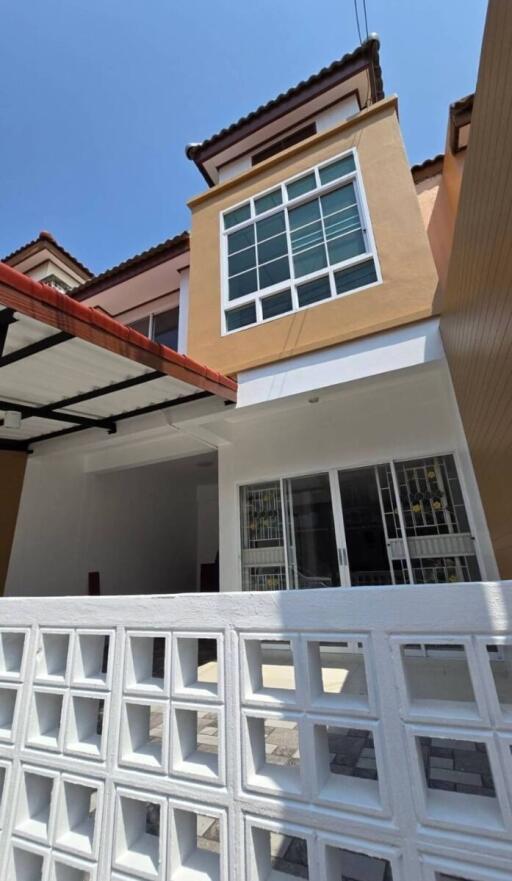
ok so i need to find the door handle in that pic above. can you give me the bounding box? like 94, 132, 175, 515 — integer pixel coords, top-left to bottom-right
338, 548, 348, 567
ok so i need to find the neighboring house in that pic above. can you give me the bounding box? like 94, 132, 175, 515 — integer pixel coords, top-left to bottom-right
2, 230, 92, 292
0, 26, 508, 599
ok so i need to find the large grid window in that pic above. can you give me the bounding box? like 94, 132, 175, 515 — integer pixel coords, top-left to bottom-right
222, 150, 380, 333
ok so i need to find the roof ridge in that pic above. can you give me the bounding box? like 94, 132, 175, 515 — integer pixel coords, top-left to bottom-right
72, 231, 190, 300
186, 37, 383, 162
2, 231, 93, 278
411, 153, 444, 183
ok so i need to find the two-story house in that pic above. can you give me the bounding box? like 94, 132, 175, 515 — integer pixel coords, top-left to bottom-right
0, 35, 501, 598
2, 8, 512, 875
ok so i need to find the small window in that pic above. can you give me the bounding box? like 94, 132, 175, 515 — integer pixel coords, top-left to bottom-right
287, 172, 316, 200
255, 188, 283, 215
226, 302, 256, 331
224, 202, 251, 229
153, 308, 179, 349
251, 122, 317, 166
261, 290, 293, 320
128, 308, 179, 350
319, 153, 356, 184
297, 276, 331, 307
221, 151, 379, 333
335, 259, 377, 294
129, 316, 151, 336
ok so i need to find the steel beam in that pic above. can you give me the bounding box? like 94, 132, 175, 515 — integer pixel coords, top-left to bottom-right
0, 330, 71, 368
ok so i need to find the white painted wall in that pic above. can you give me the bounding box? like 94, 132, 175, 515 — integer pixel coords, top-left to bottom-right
218, 364, 498, 591
177, 266, 190, 354
218, 154, 252, 184
1, 582, 512, 879
315, 94, 360, 132
237, 318, 444, 408
5, 363, 496, 598
6, 455, 218, 598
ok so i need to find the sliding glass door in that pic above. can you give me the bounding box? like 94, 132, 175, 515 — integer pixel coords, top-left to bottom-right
239, 454, 481, 590
240, 474, 341, 591
283, 473, 340, 588
337, 466, 398, 586
389, 455, 481, 584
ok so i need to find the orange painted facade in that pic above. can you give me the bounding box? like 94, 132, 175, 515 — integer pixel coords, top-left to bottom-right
186, 98, 439, 376
415, 148, 466, 294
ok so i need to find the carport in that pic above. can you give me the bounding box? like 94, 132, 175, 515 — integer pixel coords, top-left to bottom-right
0, 262, 236, 595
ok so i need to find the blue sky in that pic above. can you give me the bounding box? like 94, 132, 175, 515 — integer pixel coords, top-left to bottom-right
1, 0, 487, 274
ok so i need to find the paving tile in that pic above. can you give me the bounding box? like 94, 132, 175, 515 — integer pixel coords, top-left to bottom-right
430, 767, 482, 786
430, 756, 454, 770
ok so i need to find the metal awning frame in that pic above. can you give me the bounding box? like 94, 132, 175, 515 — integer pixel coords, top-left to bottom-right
0, 261, 237, 452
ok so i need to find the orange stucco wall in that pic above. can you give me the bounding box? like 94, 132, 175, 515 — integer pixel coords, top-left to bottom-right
416, 149, 465, 294
186, 98, 439, 376
0, 451, 27, 595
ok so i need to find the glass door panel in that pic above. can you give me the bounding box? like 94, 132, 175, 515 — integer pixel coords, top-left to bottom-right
338, 455, 480, 586
337, 467, 396, 586
375, 463, 411, 584
284, 473, 340, 588
240, 481, 287, 591
394, 454, 481, 583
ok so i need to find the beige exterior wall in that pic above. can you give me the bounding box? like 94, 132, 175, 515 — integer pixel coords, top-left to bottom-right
417, 150, 465, 294
187, 98, 439, 376
0, 451, 27, 595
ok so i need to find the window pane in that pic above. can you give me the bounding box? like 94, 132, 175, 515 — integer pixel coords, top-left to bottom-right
228, 246, 256, 276
297, 275, 331, 307
293, 243, 327, 278
259, 256, 290, 289
287, 172, 316, 200
153, 308, 179, 349
327, 230, 366, 265
324, 205, 360, 240
255, 188, 283, 214
335, 259, 377, 294
228, 225, 255, 254
261, 290, 293, 320
256, 211, 285, 242
291, 220, 323, 253
321, 183, 356, 217
258, 233, 288, 264
224, 202, 251, 229
228, 268, 258, 300
289, 198, 320, 231
129, 317, 150, 337
319, 154, 356, 184
226, 302, 256, 331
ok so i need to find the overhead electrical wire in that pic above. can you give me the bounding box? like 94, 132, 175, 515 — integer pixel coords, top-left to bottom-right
354, 0, 373, 107
353, 0, 362, 43
354, 0, 370, 44
362, 0, 369, 40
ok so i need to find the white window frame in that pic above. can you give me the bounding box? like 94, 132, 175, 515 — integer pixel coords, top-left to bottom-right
220, 148, 381, 335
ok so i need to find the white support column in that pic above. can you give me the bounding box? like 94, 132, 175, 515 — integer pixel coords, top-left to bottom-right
177, 265, 190, 355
